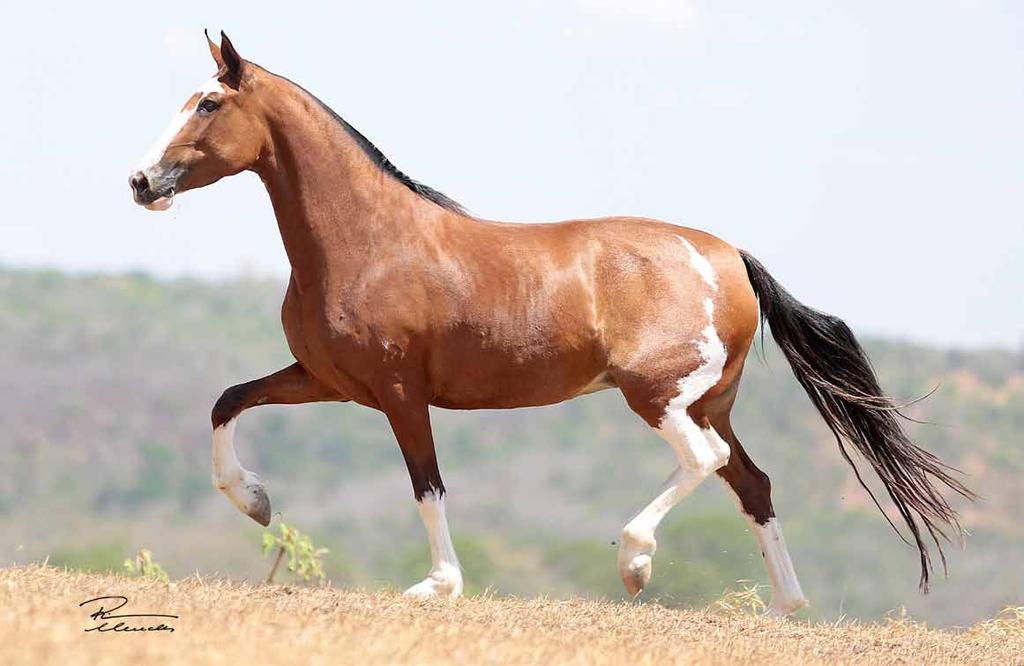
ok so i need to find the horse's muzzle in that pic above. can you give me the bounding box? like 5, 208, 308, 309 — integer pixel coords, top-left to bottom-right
129, 169, 175, 211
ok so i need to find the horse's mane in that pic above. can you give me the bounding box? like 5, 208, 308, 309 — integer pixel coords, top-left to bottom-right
267, 68, 467, 215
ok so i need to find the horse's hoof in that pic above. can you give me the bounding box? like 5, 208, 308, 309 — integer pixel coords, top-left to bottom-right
403, 567, 463, 600
246, 484, 272, 526
620, 553, 652, 597
618, 528, 656, 597
767, 595, 809, 618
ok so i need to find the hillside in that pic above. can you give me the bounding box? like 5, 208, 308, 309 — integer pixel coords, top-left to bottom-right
2, 566, 1021, 665
0, 268, 1022, 626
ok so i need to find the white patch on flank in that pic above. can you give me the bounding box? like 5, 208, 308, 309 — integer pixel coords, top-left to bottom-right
404, 490, 463, 599
666, 297, 727, 410
618, 298, 730, 594
211, 417, 263, 516
135, 77, 225, 171
677, 236, 718, 291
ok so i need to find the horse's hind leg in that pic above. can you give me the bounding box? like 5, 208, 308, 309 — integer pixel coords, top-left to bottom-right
211, 362, 339, 525
711, 413, 808, 616
614, 375, 732, 597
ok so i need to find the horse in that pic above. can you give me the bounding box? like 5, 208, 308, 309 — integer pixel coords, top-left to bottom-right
129, 32, 972, 615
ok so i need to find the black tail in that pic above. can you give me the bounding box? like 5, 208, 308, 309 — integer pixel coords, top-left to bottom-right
739, 250, 974, 591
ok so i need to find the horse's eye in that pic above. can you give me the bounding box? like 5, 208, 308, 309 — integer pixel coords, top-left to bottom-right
198, 98, 220, 115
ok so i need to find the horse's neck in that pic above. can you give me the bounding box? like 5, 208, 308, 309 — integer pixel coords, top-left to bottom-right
254, 87, 436, 290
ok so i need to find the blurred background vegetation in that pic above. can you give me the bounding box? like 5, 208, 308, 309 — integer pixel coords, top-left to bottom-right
1, 268, 1020, 625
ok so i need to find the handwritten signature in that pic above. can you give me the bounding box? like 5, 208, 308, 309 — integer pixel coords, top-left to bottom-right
79, 596, 178, 633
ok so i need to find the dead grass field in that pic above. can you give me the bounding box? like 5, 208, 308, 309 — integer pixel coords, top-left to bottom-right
1, 565, 1021, 665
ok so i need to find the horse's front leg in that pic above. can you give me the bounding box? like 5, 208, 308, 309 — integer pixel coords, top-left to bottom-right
379, 388, 463, 599
211, 362, 339, 525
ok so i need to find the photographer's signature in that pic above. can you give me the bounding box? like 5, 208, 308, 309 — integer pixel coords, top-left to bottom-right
79, 595, 178, 633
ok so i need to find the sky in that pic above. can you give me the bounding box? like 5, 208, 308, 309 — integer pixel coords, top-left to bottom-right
1, 0, 1021, 348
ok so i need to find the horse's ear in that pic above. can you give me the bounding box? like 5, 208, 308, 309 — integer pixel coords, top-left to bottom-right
205, 29, 224, 69
220, 31, 244, 87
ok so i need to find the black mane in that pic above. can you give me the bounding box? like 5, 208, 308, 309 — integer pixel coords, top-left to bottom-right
274, 73, 466, 215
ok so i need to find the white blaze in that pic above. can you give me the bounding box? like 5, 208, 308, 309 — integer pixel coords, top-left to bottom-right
135, 77, 225, 172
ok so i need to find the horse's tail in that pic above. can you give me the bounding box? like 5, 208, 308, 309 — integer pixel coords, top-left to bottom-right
738, 250, 974, 591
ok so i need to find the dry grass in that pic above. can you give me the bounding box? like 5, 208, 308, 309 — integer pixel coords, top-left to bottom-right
1, 565, 1020, 665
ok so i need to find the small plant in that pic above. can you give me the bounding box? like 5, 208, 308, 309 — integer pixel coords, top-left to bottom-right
123, 548, 169, 582
262, 521, 328, 585
711, 581, 767, 616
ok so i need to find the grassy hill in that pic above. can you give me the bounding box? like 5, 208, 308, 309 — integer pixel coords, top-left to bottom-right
1, 268, 1021, 626
2, 565, 1021, 665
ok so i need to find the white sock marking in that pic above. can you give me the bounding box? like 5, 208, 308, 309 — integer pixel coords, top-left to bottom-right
212, 418, 243, 487
405, 491, 463, 599
719, 482, 808, 615
211, 417, 263, 516
752, 518, 807, 614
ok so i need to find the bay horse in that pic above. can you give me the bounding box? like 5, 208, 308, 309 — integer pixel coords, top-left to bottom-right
130, 32, 972, 615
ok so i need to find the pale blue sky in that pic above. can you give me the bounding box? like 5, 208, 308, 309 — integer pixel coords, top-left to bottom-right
1, 1, 1021, 347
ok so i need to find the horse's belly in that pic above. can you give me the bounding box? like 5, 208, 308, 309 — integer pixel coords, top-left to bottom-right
429, 337, 609, 409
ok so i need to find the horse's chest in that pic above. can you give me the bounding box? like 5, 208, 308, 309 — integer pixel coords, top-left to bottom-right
281, 282, 378, 402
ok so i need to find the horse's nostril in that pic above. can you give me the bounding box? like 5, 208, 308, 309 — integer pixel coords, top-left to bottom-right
129, 172, 150, 195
